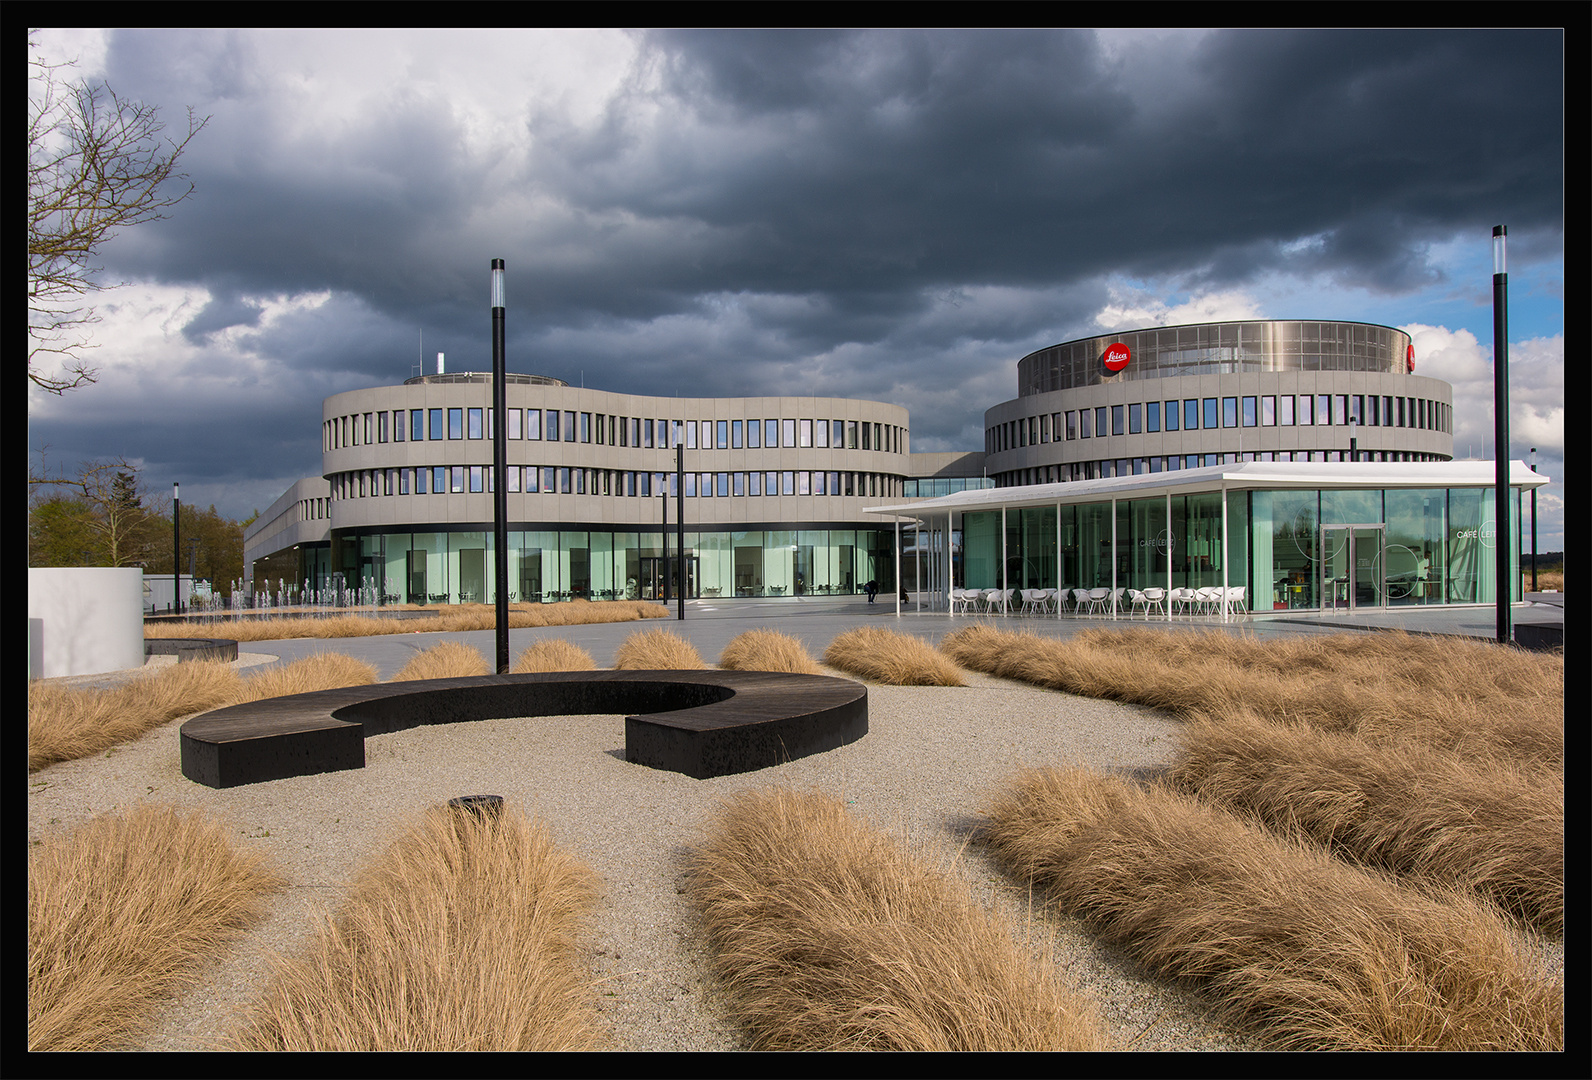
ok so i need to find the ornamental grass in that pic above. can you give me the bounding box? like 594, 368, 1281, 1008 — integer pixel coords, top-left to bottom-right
980, 767, 1562, 1051
612, 628, 707, 670
513, 638, 598, 673
716, 629, 823, 675
686, 787, 1111, 1051
822, 626, 966, 686
228, 804, 604, 1052
29, 805, 285, 1051
939, 625, 1562, 773
145, 599, 669, 643
388, 640, 491, 682
1164, 707, 1563, 935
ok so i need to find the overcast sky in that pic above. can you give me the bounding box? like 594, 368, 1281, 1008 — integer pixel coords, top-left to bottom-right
28, 28, 1564, 549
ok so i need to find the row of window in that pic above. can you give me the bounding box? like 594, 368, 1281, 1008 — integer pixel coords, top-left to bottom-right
330, 466, 903, 501
996, 450, 1448, 487
989, 394, 1449, 453
327, 409, 906, 455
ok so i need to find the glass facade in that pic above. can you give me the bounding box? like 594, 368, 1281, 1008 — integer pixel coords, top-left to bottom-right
321, 525, 895, 603
959, 484, 1521, 612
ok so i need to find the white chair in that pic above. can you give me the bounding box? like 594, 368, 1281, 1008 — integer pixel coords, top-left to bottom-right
1139, 587, 1167, 619
1194, 587, 1219, 615
1085, 588, 1110, 615
1221, 585, 1247, 616
949, 588, 976, 615
1019, 589, 1044, 616
1071, 588, 1092, 615
1109, 587, 1127, 617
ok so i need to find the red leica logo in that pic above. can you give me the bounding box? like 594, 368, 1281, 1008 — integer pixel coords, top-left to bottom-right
1102, 343, 1131, 372
1407, 343, 1415, 372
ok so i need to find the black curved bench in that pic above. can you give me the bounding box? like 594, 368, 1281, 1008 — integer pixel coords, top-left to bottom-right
146, 638, 240, 663
180, 669, 867, 788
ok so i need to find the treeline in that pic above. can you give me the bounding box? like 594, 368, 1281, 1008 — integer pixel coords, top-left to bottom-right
28, 460, 252, 594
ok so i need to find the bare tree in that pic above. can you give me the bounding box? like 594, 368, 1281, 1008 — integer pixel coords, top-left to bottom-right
28, 30, 208, 394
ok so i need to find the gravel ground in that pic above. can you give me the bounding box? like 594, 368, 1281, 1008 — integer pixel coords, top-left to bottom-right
22, 654, 1321, 1052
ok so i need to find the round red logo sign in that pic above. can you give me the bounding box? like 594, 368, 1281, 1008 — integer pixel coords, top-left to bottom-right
1102, 343, 1131, 372
1407, 342, 1415, 373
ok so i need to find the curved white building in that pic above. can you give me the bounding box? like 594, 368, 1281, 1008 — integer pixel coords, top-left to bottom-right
246, 371, 929, 602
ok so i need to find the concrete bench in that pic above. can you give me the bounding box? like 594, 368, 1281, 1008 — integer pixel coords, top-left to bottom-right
180, 669, 868, 788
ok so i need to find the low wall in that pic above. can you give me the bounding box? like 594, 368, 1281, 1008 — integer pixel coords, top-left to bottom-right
29, 567, 146, 679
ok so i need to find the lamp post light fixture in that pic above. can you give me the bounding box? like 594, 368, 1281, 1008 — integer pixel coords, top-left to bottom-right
1492, 226, 1512, 644
1348, 416, 1358, 463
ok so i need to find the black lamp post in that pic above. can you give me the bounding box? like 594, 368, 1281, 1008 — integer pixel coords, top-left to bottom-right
172, 482, 180, 615
1529, 446, 1538, 592
491, 259, 509, 673
1492, 225, 1512, 644
676, 441, 685, 620
1348, 416, 1358, 463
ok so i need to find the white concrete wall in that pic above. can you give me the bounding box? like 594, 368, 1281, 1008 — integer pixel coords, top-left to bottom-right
28, 567, 146, 679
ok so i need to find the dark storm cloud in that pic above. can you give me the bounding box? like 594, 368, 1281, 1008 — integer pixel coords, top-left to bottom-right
29, 27, 1564, 521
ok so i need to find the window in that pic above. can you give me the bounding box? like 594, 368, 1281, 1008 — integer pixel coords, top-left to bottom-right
469, 466, 483, 493
1128, 402, 1141, 434
1066, 411, 1077, 440
832, 420, 844, 447
400, 468, 410, 495
817, 419, 830, 448
525, 408, 541, 440
783, 419, 796, 448
1079, 409, 1092, 438
782, 470, 795, 495
378, 412, 388, 443
468, 408, 483, 439
507, 408, 521, 440
686, 420, 697, 449
564, 411, 576, 442
1184, 399, 1199, 430
747, 419, 761, 448
717, 472, 729, 497
1279, 394, 1295, 426
732, 419, 743, 448
1318, 395, 1332, 425
364, 413, 372, 444
412, 409, 425, 442
1095, 407, 1107, 437
799, 419, 812, 447
429, 409, 443, 440
1298, 395, 1314, 425
847, 421, 858, 449
1242, 396, 1257, 427
1261, 396, 1275, 426
1205, 398, 1220, 429
749, 471, 762, 496
828, 470, 839, 493
1112, 405, 1124, 436
448, 408, 463, 439
451, 467, 465, 493
1146, 401, 1160, 432
581, 412, 592, 443
1336, 396, 1349, 427
733, 472, 745, 496
766, 470, 779, 495
767, 419, 780, 448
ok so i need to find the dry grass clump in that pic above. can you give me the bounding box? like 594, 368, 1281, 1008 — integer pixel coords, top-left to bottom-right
228, 804, 604, 1052
237, 652, 379, 702
1164, 708, 1564, 935
29, 805, 285, 1051
822, 627, 966, 686
686, 787, 1111, 1052
717, 630, 823, 674
513, 639, 598, 673
389, 641, 491, 682
146, 600, 668, 642
941, 625, 1563, 772
612, 628, 707, 670
981, 767, 1563, 1051
29, 660, 244, 771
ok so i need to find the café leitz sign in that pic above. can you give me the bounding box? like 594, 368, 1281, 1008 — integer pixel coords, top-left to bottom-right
1102, 342, 1131, 373
1453, 519, 1497, 549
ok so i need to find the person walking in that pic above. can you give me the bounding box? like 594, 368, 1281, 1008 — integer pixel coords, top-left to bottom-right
865, 579, 878, 603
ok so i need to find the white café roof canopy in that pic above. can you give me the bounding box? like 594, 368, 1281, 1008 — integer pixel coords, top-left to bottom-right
868, 460, 1549, 521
